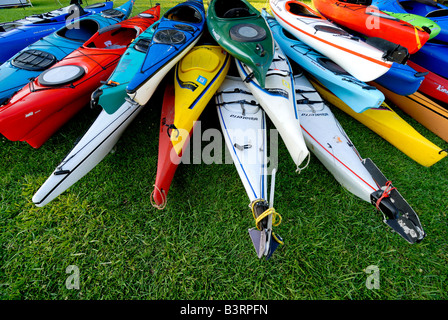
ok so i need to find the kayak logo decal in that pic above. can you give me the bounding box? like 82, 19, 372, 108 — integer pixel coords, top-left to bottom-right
197, 76, 208, 86
436, 84, 448, 95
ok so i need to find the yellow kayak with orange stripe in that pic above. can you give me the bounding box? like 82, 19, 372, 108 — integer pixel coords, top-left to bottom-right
309, 76, 447, 167
151, 45, 231, 208
372, 82, 448, 144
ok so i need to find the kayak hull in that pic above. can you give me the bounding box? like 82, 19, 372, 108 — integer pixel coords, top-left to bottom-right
32, 100, 144, 207
269, 0, 394, 82
127, 0, 206, 106
312, 0, 430, 54
263, 9, 385, 113
151, 45, 230, 208
372, 82, 448, 143
0, 0, 136, 105
407, 61, 448, 105
207, 0, 274, 88
0, 7, 160, 148
309, 75, 447, 167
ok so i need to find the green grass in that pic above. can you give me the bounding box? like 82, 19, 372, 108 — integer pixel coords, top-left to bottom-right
1, 0, 448, 301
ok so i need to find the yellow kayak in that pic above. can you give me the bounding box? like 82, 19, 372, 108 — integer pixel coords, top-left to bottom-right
151, 45, 231, 208
308, 76, 447, 167
372, 82, 448, 144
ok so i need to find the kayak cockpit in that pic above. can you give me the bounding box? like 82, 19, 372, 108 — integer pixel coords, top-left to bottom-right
85, 24, 139, 49
213, 0, 258, 18
286, 1, 323, 19
165, 3, 203, 23
56, 19, 101, 42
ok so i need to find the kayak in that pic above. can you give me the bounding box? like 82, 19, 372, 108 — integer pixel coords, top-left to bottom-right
383, 11, 441, 39
407, 60, 448, 105
308, 74, 447, 167
372, 82, 448, 143
263, 9, 385, 113
0, 0, 136, 105
372, 0, 448, 43
32, 99, 144, 207
0, 0, 115, 63
312, 0, 430, 54
126, 0, 206, 106
411, 41, 448, 79
235, 43, 310, 170
269, 0, 400, 82
295, 72, 425, 244
215, 75, 283, 259
0, 7, 160, 148
207, 0, 274, 88
374, 62, 426, 96
91, 19, 161, 115
151, 44, 230, 208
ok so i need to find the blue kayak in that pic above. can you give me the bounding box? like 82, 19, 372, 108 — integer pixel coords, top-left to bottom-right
262, 9, 384, 113
0, 0, 134, 105
91, 19, 161, 114
0, 1, 114, 63
126, 0, 206, 106
372, 0, 448, 43
374, 62, 426, 96
410, 40, 448, 79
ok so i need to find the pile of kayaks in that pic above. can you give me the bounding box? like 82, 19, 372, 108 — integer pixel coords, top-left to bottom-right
2, 0, 447, 259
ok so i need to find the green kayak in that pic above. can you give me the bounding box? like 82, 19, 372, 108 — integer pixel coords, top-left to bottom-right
384, 11, 441, 40
207, 0, 274, 88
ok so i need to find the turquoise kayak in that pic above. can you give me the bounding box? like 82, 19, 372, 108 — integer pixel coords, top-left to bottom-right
0, 1, 115, 63
0, 0, 135, 105
91, 19, 161, 114
262, 9, 384, 113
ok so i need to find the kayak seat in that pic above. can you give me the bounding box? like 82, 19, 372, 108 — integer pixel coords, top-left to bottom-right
180, 50, 220, 73
286, 2, 321, 19
56, 19, 100, 42
11, 50, 57, 71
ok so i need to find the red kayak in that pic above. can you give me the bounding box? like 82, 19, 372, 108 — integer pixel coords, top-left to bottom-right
0, 5, 160, 148
312, 0, 430, 54
151, 83, 192, 209
407, 60, 448, 106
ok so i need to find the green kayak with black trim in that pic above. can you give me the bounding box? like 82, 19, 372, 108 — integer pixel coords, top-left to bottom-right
207, 0, 274, 88
384, 11, 441, 39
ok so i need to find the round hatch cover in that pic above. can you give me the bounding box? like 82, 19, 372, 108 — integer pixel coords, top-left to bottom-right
38, 65, 85, 87
229, 23, 266, 42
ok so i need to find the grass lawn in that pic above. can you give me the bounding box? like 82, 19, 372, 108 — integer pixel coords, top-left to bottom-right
1, 0, 447, 301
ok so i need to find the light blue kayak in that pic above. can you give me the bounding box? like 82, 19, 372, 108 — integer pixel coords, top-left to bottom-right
0, 0, 135, 105
262, 9, 384, 113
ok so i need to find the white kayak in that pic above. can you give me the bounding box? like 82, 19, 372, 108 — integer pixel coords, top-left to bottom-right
235, 43, 310, 171
295, 72, 425, 244
269, 0, 398, 82
215, 75, 283, 259
32, 99, 144, 207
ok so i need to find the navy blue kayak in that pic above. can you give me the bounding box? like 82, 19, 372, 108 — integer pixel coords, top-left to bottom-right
126, 0, 206, 106
411, 40, 448, 79
372, 0, 448, 43
0, 1, 114, 63
374, 62, 426, 96
0, 0, 134, 105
